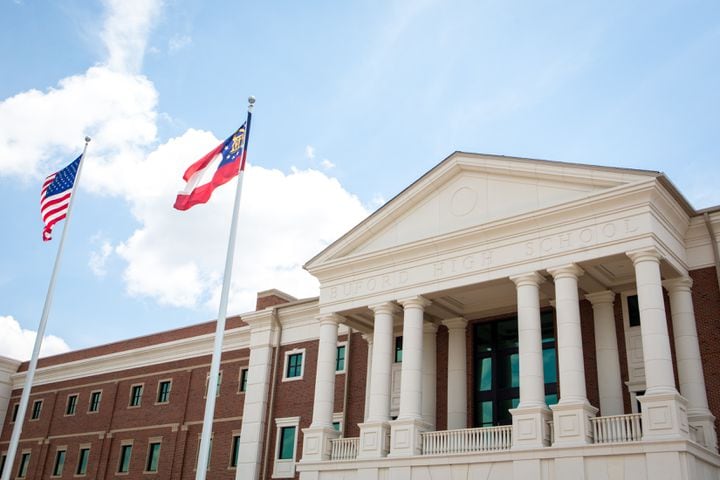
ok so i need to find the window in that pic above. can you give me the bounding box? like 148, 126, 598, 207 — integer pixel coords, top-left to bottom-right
239, 368, 249, 393
273, 417, 299, 478
283, 349, 305, 381
195, 436, 212, 471
336, 345, 346, 372
394, 336, 403, 363
89, 391, 101, 412
129, 384, 143, 407
230, 434, 241, 468
52, 449, 66, 476
627, 294, 641, 327
157, 380, 171, 403
118, 444, 132, 473
66, 394, 78, 415
18, 452, 30, 478
332, 421, 341, 432
76, 447, 90, 475
31, 400, 42, 420
0, 454, 6, 476
145, 442, 161, 472
11, 403, 18, 422
204, 372, 222, 397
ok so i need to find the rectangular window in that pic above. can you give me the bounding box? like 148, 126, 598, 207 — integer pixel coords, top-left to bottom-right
66, 394, 78, 415
18, 452, 30, 478
332, 421, 341, 432
76, 447, 90, 475
31, 400, 42, 420
11, 403, 19, 422
286, 353, 303, 378
89, 391, 101, 412
129, 385, 143, 407
336, 345, 346, 372
278, 426, 296, 460
205, 372, 222, 397
118, 444, 132, 473
157, 381, 171, 403
394, 336, 403, 363
52, 449, 66, 476
239, 369, 248, 393
0, 454, 6, 476
627, 294, 641, 327
230, 435, 241, 468
145, 442, 161, 472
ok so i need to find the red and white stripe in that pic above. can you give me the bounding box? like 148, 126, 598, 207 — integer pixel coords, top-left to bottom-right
40, 174, 72, 242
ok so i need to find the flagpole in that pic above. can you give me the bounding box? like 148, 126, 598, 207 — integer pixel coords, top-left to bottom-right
1, 137, 91, 480
195, 97, 254, 480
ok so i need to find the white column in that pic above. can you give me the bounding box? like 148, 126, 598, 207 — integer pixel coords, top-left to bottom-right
663, 276, 717, 450
389, 296, 431, 457
509, 272, 551, 449
548, 265, 597, 445
442, 317, 468, 430
362, 333, 373, 422
585, 291, 624, 416
627, 249, 689, 441
358, 302, 398, 458
422, 322, 437, 429
302, 314, 342, 461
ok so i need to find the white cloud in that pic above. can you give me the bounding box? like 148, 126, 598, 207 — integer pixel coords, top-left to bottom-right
0, 316, 71, 361
168, 34, 192, 53
320, 158, 335, 170
89, 238, 114, 277
101, 0, 162, 73
305, 145, 315, 160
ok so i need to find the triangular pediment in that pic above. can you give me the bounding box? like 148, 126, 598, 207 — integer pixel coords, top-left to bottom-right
306, 152, 661, 270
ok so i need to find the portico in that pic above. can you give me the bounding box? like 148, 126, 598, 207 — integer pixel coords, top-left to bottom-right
295, 153, 720, 479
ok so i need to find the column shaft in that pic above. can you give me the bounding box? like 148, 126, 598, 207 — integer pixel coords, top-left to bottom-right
362, 334, 373, 422
422, 323, 437, 428
310, 315, 340, 428
367, 303, 396, 422
397, 297, 428, 420
443, 317, 468, 429
586, 291, 624, 416
511, 273, 546, 408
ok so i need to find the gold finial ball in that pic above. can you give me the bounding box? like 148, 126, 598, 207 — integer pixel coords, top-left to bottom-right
248, 96, 256, 105
85, 136, 92, 143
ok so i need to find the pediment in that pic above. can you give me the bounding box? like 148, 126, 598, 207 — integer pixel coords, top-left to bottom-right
306, 152, 660, 270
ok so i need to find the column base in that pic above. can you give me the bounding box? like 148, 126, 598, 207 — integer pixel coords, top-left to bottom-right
550, 401, 598, 446
301, 426, 340, 462
688, 411, 718, 452
357, 421, 390, 459
510, 405, 552, 449
639, 392, 690, 441
388, 418, 430, 457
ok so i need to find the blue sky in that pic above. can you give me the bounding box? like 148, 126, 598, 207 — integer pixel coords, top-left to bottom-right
0, 0, 718, 360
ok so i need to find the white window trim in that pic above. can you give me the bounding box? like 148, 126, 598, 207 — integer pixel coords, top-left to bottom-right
272, 416, 300, 478
204, 370, 223, 398
88, 389, 102, 414
155, 379, 172, 405
76, 443, 91, 477
30, 399, 42, 421
238, 367, 249, 394
228, 429, 242, 469
117, 440, 133, 475
335, 342, 348, 375
128, 383, 144, 408
50, 445, 67, 478
282, 348, 306, 382
332, 412, 344, 436
64, 393, 79, 417
143, 436, 163, 473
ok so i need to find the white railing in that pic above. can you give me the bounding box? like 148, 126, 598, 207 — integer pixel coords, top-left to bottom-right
422, 426, 512, 455
591, 413, 642, 444
330, 437, 359, 460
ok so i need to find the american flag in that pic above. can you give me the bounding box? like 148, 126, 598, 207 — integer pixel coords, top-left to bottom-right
40, 155, 82, 241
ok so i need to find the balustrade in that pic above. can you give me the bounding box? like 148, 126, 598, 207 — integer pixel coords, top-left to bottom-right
421, 426, 512, 455
330, 437, 359, 460
590, 414, 642, 444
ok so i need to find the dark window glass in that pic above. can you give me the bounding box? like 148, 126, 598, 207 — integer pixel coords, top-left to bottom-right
394, 336, 403, 363
146, 442, 161, 472
543, 348, 557, 384
545, 393, 558, 406
230, 435, 241, 467
476, 357, 492, 391
11, 403, 19, 422
286, 353, 303, 378
157, 381, 171, 403
66, 395, 78, 415
53, 450, 66, 476
336, 345, 346, 371
31, 400, 42, 419
332, 421, 341, 432
130, 385, 143, 406
76, 448, 90, 475
239, 369, 248, 392
118, 444, 132, 473
0, 454, 6, 476
89, 391, 101, 412
18, 452, 30, 478
628, 295, 641, 327
498, 352, 519, 389
278, 426, 296, 460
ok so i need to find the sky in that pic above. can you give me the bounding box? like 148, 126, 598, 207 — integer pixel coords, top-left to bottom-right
0, 0, 718, 361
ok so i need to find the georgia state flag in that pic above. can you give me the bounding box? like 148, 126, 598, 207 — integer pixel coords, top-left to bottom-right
174, 123, 248, 211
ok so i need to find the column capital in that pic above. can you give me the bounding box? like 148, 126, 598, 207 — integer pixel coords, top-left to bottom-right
441, 317, 468, 330
663, 276, 693, 293
547, 263, 584, 280
509, 271, 545, 288
362, 332, 374, 344
368, 301, 401, 316
584, 290, 616, 306
627, 248, 663, 265
423, 321, 439, 334
397, 295, 431, 310
316, 313, 344, 326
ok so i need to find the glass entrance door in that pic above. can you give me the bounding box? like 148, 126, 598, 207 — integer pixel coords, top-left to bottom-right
473, 312, 557, 427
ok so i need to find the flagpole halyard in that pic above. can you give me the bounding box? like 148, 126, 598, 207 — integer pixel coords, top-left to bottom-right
195, 99, 254, 480
1, 137, 91, 480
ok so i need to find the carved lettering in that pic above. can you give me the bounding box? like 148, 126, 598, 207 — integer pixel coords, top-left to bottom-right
602, 223, 616, 238
433, 262, 444, 278
366, 278, 377, 291
558, 233, 571, 249
540, 237, 553, 253
579, 228, 594, 243
462, 255, 475, 270
525, 241, 535, 256
625, 218, 638, 233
